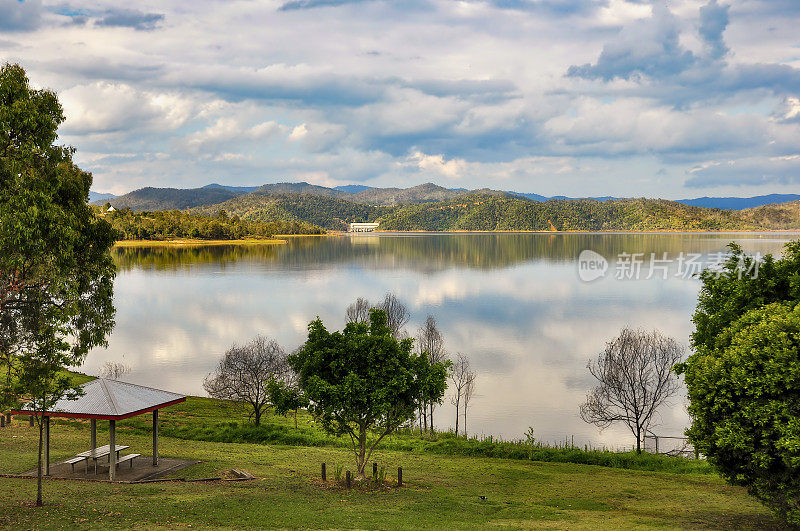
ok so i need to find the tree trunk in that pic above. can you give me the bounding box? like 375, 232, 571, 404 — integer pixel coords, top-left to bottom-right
454, 397, 460, 436
357, 426, 367, 477
463, 407, 467, 437
36, 414, 43, 507
636, 425, 641, 454
294, 408, 298, 429
430, 402, 434, 433
254, 406, 261, 426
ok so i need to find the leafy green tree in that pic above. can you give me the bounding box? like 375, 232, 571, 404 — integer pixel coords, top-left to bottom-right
678, 302, 800, 524
266, 377, 308, 428
289, 308, 447, 477
678, 240, 800, 524
690, 241, 800, 351
0, 63, 117, 506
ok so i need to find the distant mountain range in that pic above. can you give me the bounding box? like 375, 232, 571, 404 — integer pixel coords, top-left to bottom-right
88, 191, 117, 203
674, 194, 800, 210
91, 183, 800, 211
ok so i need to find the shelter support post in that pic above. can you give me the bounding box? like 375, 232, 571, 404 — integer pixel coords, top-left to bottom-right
153, 409, 159, 467
90, 419, 97, 452
109, 419, 116, 482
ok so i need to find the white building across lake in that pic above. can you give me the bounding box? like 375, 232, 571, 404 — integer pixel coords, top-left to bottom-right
349, 222, 380, 232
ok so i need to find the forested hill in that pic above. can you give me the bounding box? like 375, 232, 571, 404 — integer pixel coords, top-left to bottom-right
377, 194, 760, 232
105, 186, 245, 211
192, 192, 390, 231
101, 183, 800, 232
191, 191, 800, 232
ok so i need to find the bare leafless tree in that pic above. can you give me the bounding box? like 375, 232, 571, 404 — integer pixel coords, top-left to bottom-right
449, 353, 472, 436
345, 297, 371, 324
462, 371, 476, 436
98, 361, 131, 380
378, 293, 410, 339
416, 315, 448, 432
203, 336, 287, 426
579, 328, 684, 453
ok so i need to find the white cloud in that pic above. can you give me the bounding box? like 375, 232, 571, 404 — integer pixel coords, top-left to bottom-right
408, 151, 467, 179
59, 82, 195, 135
2, 0, 798, 196
181, 118, 287, 155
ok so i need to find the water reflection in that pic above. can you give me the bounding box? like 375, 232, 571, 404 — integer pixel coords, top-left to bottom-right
89, 233, 798, 448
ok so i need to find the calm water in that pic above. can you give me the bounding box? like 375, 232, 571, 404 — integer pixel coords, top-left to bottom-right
83, 233, 798, 449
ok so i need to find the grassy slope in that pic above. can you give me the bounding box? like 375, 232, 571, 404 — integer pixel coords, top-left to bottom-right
0, 396, 780, 529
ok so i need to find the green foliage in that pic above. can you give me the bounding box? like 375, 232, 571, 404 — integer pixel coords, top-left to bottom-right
128, 414, 712, 475
0, 62, 117, 505
289, 308, 447, 476
680, 302, 800, 523
103, 186, 242, 211
691, 241, 800, 351
193, 192, 388, 231
109, 186, 800, 234
678, 239, 800, 524
377, 194, 766, 232
266, 377, 308, 427
101, 206, 323, 240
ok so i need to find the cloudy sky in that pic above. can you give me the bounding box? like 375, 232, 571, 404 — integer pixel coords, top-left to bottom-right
1, 0, 798, 198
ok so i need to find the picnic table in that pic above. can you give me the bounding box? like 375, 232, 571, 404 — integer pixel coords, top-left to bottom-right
73, 444, 130, 474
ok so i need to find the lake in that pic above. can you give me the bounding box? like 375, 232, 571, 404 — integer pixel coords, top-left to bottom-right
83, 232, 798, 449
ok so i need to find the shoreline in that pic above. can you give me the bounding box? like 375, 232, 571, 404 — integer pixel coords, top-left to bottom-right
362, 229, 800, 235
114, 238, 288, 247
113, 229, 800, 247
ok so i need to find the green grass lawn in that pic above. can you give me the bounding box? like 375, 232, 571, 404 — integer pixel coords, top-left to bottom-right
0, 398, 782, 529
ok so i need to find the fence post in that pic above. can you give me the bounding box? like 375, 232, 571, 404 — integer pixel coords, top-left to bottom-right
397, 467, 402, 487
346, 471, 351, 489
321, 463, 326, 482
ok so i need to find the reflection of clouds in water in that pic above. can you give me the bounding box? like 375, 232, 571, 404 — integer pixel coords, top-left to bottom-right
86, 234, 797, 447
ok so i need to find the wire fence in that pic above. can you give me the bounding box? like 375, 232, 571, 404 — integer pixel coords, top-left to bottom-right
643, 435, 700, 459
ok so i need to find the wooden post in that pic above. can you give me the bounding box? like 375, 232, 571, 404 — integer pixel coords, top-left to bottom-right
109, 419, 116, 482
90, 419, 97, 452
321, 463, 326, 482
44, 416, 50, 476
152, 409, 159, 466
397, 467, 402, 487
373, 462, 377, 479
346, 471, 351, 489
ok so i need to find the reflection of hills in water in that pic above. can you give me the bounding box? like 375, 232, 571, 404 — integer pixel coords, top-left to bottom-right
113, 233, 797, 272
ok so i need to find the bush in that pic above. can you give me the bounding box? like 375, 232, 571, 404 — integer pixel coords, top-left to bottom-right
679, 302, 800, 523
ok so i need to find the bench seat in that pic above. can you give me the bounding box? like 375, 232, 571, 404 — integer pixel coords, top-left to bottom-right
115, 453, 141, 469
65, 455, 89, 473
